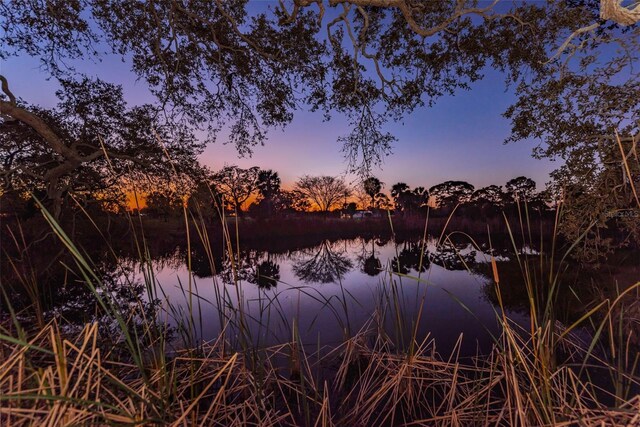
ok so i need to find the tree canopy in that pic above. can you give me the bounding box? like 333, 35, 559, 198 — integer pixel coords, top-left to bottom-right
295, 175, 351, 212
4, 1, 634, 172
0, 76, 202, 218
210, 165, 260, 215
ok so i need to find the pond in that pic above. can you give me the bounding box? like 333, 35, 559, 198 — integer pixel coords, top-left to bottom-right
116, 236, 533, 357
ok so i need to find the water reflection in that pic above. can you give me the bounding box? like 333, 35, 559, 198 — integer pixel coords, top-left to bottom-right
430, 241, 477, 271
391, 241, 430, 274
357, 238, 383, 276
292, 240, 353, 283
123, 236, 516, 356
9, 231, 633, 358
251, 259, 280, 289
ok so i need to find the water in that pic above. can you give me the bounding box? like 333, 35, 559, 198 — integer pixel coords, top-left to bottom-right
117, 236, 531, 357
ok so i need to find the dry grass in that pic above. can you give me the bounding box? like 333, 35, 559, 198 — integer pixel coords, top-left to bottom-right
1, 313, 639, 426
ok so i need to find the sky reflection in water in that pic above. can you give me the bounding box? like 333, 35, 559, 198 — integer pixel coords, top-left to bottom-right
127, 237, 528, 357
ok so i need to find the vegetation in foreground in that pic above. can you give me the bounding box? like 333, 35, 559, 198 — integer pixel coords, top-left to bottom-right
1, 199, 639, 426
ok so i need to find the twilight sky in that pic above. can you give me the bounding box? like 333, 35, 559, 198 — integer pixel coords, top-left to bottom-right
1, 9, 558, 194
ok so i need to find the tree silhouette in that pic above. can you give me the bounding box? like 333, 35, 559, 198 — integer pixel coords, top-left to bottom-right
187, 179, 226, 220
277, 190, 310, 213
294, 175, 351, 213
429, 181, 475, 208
5, 2, 634, 177
257, 169, 281, 199
363, 176, 383, 209
391, 183, 410, 213
0, 78, 202, 218
374, 193, 392, 210
505, 176, 536, 203
410, 187, 429, 212
144, 190, 183, 221
211, 166, 259, 216
255, 169, 282, 217
2, 0, 637, 248
472, 185, 506, 206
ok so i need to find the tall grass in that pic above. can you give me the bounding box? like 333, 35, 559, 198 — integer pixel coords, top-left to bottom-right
1, 191, 639, 425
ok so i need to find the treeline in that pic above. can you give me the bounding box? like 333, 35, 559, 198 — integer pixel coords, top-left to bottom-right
139, 165, 552, 220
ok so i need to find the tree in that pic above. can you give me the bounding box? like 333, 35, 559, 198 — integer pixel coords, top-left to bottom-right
499, 3, 639, 256
294, 175, 351, 213
411, 187, 429, 211
505, 176, 536, 203
0, 77, 202, 219
429, 181, 475, 208
362, 176, 383, 209
254, 169, 282, 217
187, 176, 226, 220
144, 190, 183, 220
277, 190, 310, 214
257, 169, 281, 200
391, 183, 410, 213
374, 193, 392, 210
472, 185, 506, 206
344, 201, 358, 216
210, 165, 259, 215
390, 183, 427, 215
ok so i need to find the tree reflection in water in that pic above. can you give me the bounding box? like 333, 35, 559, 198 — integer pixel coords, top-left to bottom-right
199, 248, 282, 289
188, 247, 224, 278
357, 238, 383, 277
250, 260, 280, 289
292, 240, 353, 283
430, 241, 477, 271
391, 241, 429, 275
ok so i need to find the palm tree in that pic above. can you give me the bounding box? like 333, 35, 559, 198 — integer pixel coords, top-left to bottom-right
257, 169, 281, 216
363, 176, 383, 209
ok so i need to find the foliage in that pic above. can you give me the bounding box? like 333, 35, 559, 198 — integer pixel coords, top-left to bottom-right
390, 182, 428, 215
253, 169, 282, 217
472, 185, 506, 206
1, 0, 638, 253
362, 176, 382, 208
0, 77, 202, 218
5, 0, 629, 176
294, 175, 351, 212
505, 176, 537, 203
500, 2, 640, 258
429, 180, 474, 208
210, 165, 259, 215
143, 190, 183, 219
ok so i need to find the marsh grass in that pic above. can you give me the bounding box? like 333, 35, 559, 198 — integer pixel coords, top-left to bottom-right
1, 188, 639, 425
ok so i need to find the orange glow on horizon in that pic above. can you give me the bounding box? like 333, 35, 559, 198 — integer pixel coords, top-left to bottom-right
125, 191, 146, 211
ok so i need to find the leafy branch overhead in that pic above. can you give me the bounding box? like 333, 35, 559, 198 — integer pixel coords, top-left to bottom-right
0, 1, 576, 169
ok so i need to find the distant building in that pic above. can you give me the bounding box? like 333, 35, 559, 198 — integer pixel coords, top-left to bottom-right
352, 210, 372, 219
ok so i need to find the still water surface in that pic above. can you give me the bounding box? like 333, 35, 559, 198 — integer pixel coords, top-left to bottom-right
122, 237, 530, 357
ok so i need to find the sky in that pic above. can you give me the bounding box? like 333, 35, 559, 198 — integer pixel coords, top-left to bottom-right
0, 2, 558, 194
